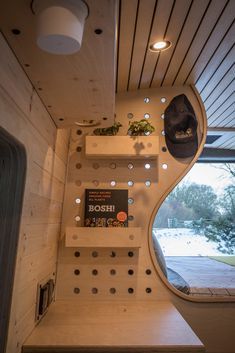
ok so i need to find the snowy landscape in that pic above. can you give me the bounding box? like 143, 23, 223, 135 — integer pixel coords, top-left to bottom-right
152, 228, 222, 256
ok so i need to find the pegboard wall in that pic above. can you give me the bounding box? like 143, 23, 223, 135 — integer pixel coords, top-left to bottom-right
56, 85, 206, 301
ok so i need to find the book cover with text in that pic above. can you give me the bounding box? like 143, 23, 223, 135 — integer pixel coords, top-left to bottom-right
84, 189, 128, 227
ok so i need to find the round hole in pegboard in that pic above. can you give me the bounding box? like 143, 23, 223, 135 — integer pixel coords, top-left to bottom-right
162, 146, 167, 152
92, 180, 100, 187
74, 287, 80, 294
128, 288, 134, 294
74, 251, 80, 257
75, 180, 82, 187
161, 113, 165, 119
110, 288, 116, 294
75, 198, 81, 204
128, 215, 134, 221
146, 269, 152, 275
161, 97, 166, 103
110, 269, 116, 275
76, 163, 82, 169
127, 180, 134, 187
92, 269, 98, 276
74, 269, 80, 276
146, 288, 152, 294
76, 146, 82, 152
92, 163, 100, 169
145, 163, 151, 169
128, 198, 134, 205
128, 251, 134, 257
161, 130, 165, 136
162, 163, 168, 170
127, 113, 134, 119
75, 215, 81, 222
103, 117, 108, 121
92, 288, 98, 294
128, 163, 134, 170
145, 180, 151, 187
129, 234, 134, 240
110, 180, 116, 187
109, 163, 116, 169
110, 251, 116, 258
128, 269, 134, 275
92, 251, 98, 258
144, 113, 150, 119
144, 97, 150, 103
76, 129, 82, 135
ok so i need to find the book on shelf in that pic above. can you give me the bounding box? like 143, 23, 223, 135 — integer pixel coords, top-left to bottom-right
84, 189, 128, 227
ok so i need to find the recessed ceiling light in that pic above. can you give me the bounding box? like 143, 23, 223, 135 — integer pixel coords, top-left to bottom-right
149, 40, 171, 52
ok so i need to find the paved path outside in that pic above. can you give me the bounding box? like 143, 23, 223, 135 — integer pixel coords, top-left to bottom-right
166, 256, 235, 296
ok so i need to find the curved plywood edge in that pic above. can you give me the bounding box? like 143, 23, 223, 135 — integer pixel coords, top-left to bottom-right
147, 86, 235, 302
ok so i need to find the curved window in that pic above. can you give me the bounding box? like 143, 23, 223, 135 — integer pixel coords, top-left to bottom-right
152, 163, 235, 298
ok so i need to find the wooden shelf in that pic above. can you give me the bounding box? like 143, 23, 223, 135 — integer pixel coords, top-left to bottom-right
65, 227, 141, 248
23, 301, 205, 353
85, 136, 159, 158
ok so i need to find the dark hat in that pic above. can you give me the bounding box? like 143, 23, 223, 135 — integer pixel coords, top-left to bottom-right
164, 94, 198, 158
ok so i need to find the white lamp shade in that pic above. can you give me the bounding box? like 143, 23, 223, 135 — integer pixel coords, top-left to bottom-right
34, 0, 88, 55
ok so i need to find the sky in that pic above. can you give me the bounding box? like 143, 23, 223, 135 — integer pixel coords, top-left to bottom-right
183, 163, 233, 194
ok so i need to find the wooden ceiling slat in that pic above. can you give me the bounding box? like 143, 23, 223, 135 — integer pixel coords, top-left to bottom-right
152, 0, 195, 87
223, 116, 235, 128
205, 80, 235, 117
199, 45, 235, 101
128, 0, 156, 91
194, 21, 235, 92
173, 0, 227, 86
218, 135, 235, 149
184, 0, 235, 85
207, 95, 235, 125
214, 108, 235, 127
117, 0, 138, 92
151, 0, 191, 87
202, 66, 234, 106
162, 0, 210, 86
139, 0, 174, 89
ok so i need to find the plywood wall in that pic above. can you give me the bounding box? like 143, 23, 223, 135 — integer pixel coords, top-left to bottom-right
56, 85, 205, 302
0, 33, 69, 353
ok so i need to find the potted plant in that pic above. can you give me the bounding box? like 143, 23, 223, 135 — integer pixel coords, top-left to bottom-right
93, 122, 122, 136
127, 119, 155, 136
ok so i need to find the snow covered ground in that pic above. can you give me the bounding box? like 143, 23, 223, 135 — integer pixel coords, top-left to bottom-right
152, 228, 222, 256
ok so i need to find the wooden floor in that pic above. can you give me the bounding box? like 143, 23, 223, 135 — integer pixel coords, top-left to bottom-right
23, 301, 204, 353
166, 257, 235, 296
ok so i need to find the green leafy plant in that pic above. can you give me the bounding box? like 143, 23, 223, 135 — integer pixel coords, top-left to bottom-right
127, 119, 155, 136
93, 122, 122, 136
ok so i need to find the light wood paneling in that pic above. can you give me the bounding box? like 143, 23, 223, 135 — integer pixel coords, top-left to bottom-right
0, 34, 69, 353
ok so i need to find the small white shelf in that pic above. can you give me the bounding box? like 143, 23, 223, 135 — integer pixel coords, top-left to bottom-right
85, 136, 159, 159
65, 227, 141, 248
